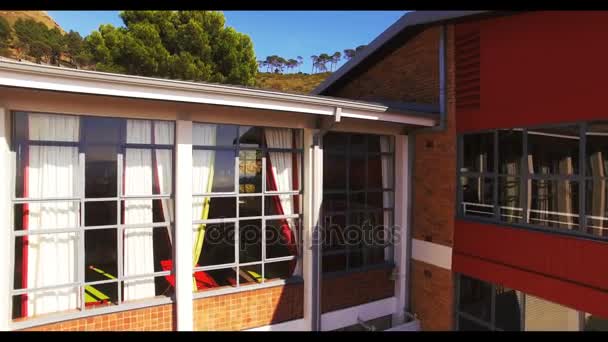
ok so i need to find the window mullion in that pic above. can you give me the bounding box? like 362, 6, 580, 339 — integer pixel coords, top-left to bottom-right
580, 123, 587, 234
78, 152, 86, 312
493, 131, 499, 220
117, 152, 124, 305
522, 130, 529, 225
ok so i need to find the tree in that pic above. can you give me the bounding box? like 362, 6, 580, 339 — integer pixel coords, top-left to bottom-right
83, 11, 258, 86
343, 48, 355, 61
0, 17, 11, 49
296, 56, 303, 72
331, 51, 341, 71
310, 55, 318, 73
29, 40, 51, 63
65, 30, 84, 65
317, 53, 330, 73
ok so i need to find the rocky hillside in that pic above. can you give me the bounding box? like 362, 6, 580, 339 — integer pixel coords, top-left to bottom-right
0, 11, 64, 33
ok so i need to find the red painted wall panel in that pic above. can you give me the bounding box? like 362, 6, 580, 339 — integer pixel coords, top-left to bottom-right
454, 220, 608, 292
457, 11, 608, 133
453, 252, 608, 318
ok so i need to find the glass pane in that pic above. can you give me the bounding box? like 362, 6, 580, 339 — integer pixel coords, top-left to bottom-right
204, 196, 236, 220
462, 133, 494, 173
193, 123, 237, 147
349, 154, 366, 191
498, 129, 523, 175
193, 149, 236, 193
85, 282, 118, 309
350, 192, 366, 211
239, 196, 261, 217
85, 229, 117, 282
239, 150, 262, 193
322, 253, 346, 273
13, 112, 28, 143
13, 234, 79, 290
323, 152, 346, 191
498, 176, 523, 223
586, 180, 608, 237
239, 220, 262, 263
348, 248, 363, 269
350, 134, 367, 153
265, 195, 301, 216
122, 199, 174, 224
528, 180, 579, 230
194, 268, 237, 292
323, 132, 348, 152
458, 275, 492, 323
527, 125, 580, 176
524, 294, 581, 331
195, 222, 235, 267
240, 264, 263, 286
12, 286, 80, 320
460, 176, 494, 218
323, 214, 346, 253
121, 277, 166, 303
266, 152, 301, 192
587, 122, 608, 177
85, 145, 117, 198
85, 201, 117, 227
238, 126, 264, 148
264, 261, 293, 281
367, 191, 393, 210
458, 316, 491, 331
83, 117, 121, 145
323, 193, 346, 212
266, 218, 299, 259
494, 285, 523, 331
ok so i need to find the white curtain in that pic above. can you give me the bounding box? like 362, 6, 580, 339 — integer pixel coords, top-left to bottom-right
192, 124, 217, 274
154, 122, 174, 244
123, 120, 155, 301
265, 128, 299, 274
26, 113, 80, 317
380, 136, 393, 261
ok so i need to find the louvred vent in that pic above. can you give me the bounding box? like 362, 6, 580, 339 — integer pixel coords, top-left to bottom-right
455, 25, 480, 111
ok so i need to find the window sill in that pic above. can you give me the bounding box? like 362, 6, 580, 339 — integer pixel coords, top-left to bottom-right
456, 215, 608, 243
322, 262, 396, 280
192, 276, 304, 300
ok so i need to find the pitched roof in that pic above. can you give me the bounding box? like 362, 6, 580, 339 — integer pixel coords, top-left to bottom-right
312, 10, 492, 95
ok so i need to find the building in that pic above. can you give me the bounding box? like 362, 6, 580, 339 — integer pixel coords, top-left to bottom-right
3, 10, 608, 332
315, 10, 608, 331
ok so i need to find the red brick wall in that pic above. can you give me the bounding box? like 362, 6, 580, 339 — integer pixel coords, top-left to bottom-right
410, 260, 454, 331
327, 27, 440, 105
321, 268, 394, 313
193, 283, 303, 331
21, 303, 175, 331
19, 283, 303, 331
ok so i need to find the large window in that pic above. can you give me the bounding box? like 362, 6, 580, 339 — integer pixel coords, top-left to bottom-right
458, 123, 608, 240
11, 112, 174, 320
190, 123, 303, 293
455, 274, 608, 331
322, 132, 395, 273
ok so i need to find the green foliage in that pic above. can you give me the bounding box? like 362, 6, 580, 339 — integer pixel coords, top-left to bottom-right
83, 11, 258, 86
12, 18, 68, 64
255, 71, 331, 94
0, 17, 11, 49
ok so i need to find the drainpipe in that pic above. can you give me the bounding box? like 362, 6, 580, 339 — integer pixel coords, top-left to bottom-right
310, 107, 341, 331
404, 23, 448, 317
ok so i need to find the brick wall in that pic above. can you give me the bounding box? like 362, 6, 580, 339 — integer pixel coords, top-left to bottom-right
321, 268, 394, 313
410, 260, 454, 331
20, 283, 303, 331
21, 303, 175, 331
193, 283, 303, 331
328, 27, 440, 105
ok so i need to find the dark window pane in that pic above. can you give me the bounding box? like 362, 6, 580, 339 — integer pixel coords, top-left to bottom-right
498, 176, 523, 223
584, 313, 608, 331
322, 214, 346, 252
322, 253, 346, 273
266, 218, 299, 259
239, 220, 262, 263
85, 229, 117, 282
212, 150, 236, 193
194, 268, 237, 292
350, 192, 365, 211
458, 316, 491, 331
238, 126, 264, 148
239, 196, 261, 217
204, 197, 236, 220
587, 122, 608, 177
498, 129, 523, 175
195, 222, 235, 267
348, 248, 363, 269
368, 154, 393, 189
240, 264, 263, 286
494, 286, 523, 331
586, 180, 608, 237
462, 133, 494, 173
323, 193, 347, 212
528, 180, 579, 230
349, 154, 366, 191
323, 153, 346, 191
459, 275, 492, 323
527, 126, 580, 176
13, 112, 28, 143
350, 134, 366, 153
85, 201, 117, 227
85, 145, 117, 198
460, 176, 494, 218
265, 261, 293, 280
323, 132, 348, 152
239, 150, 262, 193
83, 117, 121, 145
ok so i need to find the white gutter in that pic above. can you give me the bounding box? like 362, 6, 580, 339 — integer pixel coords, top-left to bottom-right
0, 59, 435, 127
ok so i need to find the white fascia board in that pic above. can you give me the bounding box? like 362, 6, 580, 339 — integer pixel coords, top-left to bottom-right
0, 61, 436, 127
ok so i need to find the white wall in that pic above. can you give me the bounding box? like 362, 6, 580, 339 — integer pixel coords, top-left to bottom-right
0, 107, 10, 330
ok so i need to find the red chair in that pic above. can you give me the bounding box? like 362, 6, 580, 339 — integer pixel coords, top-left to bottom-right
160, 260, 219, 290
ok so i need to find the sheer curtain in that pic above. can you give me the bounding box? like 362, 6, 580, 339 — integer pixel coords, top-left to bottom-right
380, 136, 392, 262
154, 122, 174, 244
192, 124, 217, 289
25, 113, 80, 317
123, 120, 155, 301
265, 128, 298, 275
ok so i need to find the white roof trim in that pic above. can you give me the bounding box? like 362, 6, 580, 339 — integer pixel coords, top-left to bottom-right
0, 59, 436, 127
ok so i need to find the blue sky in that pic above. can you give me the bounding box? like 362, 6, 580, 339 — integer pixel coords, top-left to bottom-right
47, 11, 407, 73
